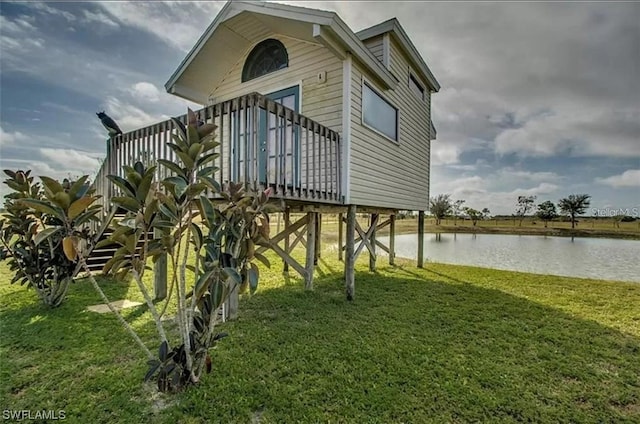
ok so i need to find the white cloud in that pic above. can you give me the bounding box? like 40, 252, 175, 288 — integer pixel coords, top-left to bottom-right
26, 2, 76, 22
39, 148, 102, 172
97, 2, 222, 51
129, 82, 161, 103
0, 126, 27, 146
495, 108, 640, 158
103, 96, 169, 131
596, 169, 640, 188
82, 10, 119, 28
498, 168, 561, 182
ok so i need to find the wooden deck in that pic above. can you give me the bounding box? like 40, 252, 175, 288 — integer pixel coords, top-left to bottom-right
92, 92, 342, 213
89, 92, 421, 304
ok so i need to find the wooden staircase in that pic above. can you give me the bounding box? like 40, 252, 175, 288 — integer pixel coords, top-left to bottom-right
85, 211, 154, 274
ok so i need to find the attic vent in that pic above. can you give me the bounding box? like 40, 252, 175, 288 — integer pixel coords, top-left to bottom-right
242, 39, 288, 82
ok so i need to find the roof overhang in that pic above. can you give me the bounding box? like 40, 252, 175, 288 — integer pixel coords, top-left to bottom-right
165, 1, 398, 104
357, 18, 440, 93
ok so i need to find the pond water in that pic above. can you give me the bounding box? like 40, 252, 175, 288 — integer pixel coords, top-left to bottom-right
377, 233, 639, 282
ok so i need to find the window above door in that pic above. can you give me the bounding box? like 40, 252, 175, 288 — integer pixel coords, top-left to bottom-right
242, 39, 289, 83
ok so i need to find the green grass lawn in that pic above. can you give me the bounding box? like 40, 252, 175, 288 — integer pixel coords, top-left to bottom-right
1, 249, 639, 423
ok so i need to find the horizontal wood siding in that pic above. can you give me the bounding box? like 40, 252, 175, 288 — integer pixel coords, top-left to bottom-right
363, 35, 384, 64
210, 35, 343, 186
349, 36, 431, 211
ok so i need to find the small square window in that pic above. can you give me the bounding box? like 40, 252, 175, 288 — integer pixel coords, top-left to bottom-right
409, 74, 424, 101
362, 82, 398, 141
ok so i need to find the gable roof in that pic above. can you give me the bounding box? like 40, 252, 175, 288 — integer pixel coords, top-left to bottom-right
165, 0, 404, 103
357, 18, 440, 92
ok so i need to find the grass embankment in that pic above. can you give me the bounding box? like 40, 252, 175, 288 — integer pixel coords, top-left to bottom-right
1, 250, 639, 423
271, 215, 640, 241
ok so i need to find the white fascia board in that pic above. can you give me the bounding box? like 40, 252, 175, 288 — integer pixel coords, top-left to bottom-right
168, 83, 208, 105
239, 0, 335, 24
165, 1, 235, 93
313, 24, 346, 60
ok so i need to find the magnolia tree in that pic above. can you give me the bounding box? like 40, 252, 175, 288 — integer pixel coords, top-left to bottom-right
0, 171, 101, 307
82, 110, 272, 392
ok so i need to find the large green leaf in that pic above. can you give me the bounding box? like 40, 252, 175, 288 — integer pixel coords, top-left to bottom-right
39, 176, 64, 195
19, 199, 64, 220
223, 267, 242, 285
33, 227, 62, 246
254, 252, 271, 268
68, 196, 98, 220
136, 168, 156, 202
199, 176, 221, 193
196, 152, 219, 168
175, 151, 195, 169
194, 270, 214, 300
73, 207, 102, 226
144, 198, 158, 224
157, 159, 186, 179
157, 204, 177, 222
171, 117, 187, 141
112, 197, 141, 213
199, 196, 215, 228
107, 175, 137, 198
248, 263, 259, 294
188, 142, 202, 160
134, 161, 145, 176
201, 140, 220, 153
197, 123, 217, 138
163, 176, 187, 199
196, 166, 217, 178
187, 125, 200, 145
210, 280, 227, 310
186, 183, 207, 198
190, 223, 203, 251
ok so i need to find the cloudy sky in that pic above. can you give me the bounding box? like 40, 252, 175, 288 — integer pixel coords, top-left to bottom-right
1, 1, 638, 215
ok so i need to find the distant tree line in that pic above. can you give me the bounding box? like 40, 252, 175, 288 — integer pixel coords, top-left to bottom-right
429, 193, 597, 229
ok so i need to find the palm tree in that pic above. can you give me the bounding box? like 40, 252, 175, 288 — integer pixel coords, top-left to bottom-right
558, 194, 591, 229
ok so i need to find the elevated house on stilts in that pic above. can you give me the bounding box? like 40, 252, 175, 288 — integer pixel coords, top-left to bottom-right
90, 1, 440, 306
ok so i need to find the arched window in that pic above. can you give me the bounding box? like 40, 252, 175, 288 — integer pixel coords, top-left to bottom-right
242, 39, 288, 82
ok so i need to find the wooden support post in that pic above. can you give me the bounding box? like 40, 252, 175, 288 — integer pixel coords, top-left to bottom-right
305, 212, 316, 290
345, 205, 356, 301
153, 253, 167, 301
338, 213, 344, 261
283, 209, 290, 272
418, 210, 425, 268
389, 214, 396, 266
369, 213, 378, 272
314, 213, 322, 264
228, 284, 239, 320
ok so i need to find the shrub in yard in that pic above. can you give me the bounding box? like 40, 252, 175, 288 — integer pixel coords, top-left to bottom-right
0, 171, 101, 307
82, 109, 271, 392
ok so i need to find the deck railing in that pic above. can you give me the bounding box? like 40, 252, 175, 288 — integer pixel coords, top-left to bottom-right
92, 92, 342, 218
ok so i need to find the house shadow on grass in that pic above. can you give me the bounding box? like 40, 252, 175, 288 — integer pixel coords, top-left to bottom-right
192, 265, 640, 423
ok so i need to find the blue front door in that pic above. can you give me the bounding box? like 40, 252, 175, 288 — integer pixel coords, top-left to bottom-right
233, 86, 299, 186
261, 86, 299, 185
